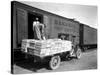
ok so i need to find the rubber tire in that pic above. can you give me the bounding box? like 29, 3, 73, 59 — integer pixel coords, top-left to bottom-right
49, 55, 61, 70
76, 48, 81, 59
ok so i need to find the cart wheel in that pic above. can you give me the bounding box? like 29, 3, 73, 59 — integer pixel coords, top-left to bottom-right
76, 47, 81, 59
49, 55, 61, 70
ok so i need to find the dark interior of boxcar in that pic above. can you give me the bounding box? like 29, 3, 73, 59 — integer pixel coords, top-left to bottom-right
28, 12, 43, 39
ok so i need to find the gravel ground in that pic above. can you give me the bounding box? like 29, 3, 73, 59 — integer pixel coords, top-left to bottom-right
13, 49, 97, 74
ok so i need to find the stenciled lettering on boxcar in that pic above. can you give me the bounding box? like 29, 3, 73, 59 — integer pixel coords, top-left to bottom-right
54, 19, 79, 34
54, 19, 75, 28
55, 19, 67, 26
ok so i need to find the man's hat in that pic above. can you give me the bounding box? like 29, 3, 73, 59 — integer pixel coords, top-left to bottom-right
36, 17, 39, 20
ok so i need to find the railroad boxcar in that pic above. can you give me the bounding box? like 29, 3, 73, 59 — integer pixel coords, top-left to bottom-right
79, 24, 97, 51
12, 1, 97, 52
12, 1, 80, 50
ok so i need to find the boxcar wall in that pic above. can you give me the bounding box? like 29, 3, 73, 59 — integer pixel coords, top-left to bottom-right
48, 16, 80, 45
12, 1, 80, 49
80, 24, 97, 50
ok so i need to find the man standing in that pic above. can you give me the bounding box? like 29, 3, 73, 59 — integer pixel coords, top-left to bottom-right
33, 18, 46, 40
